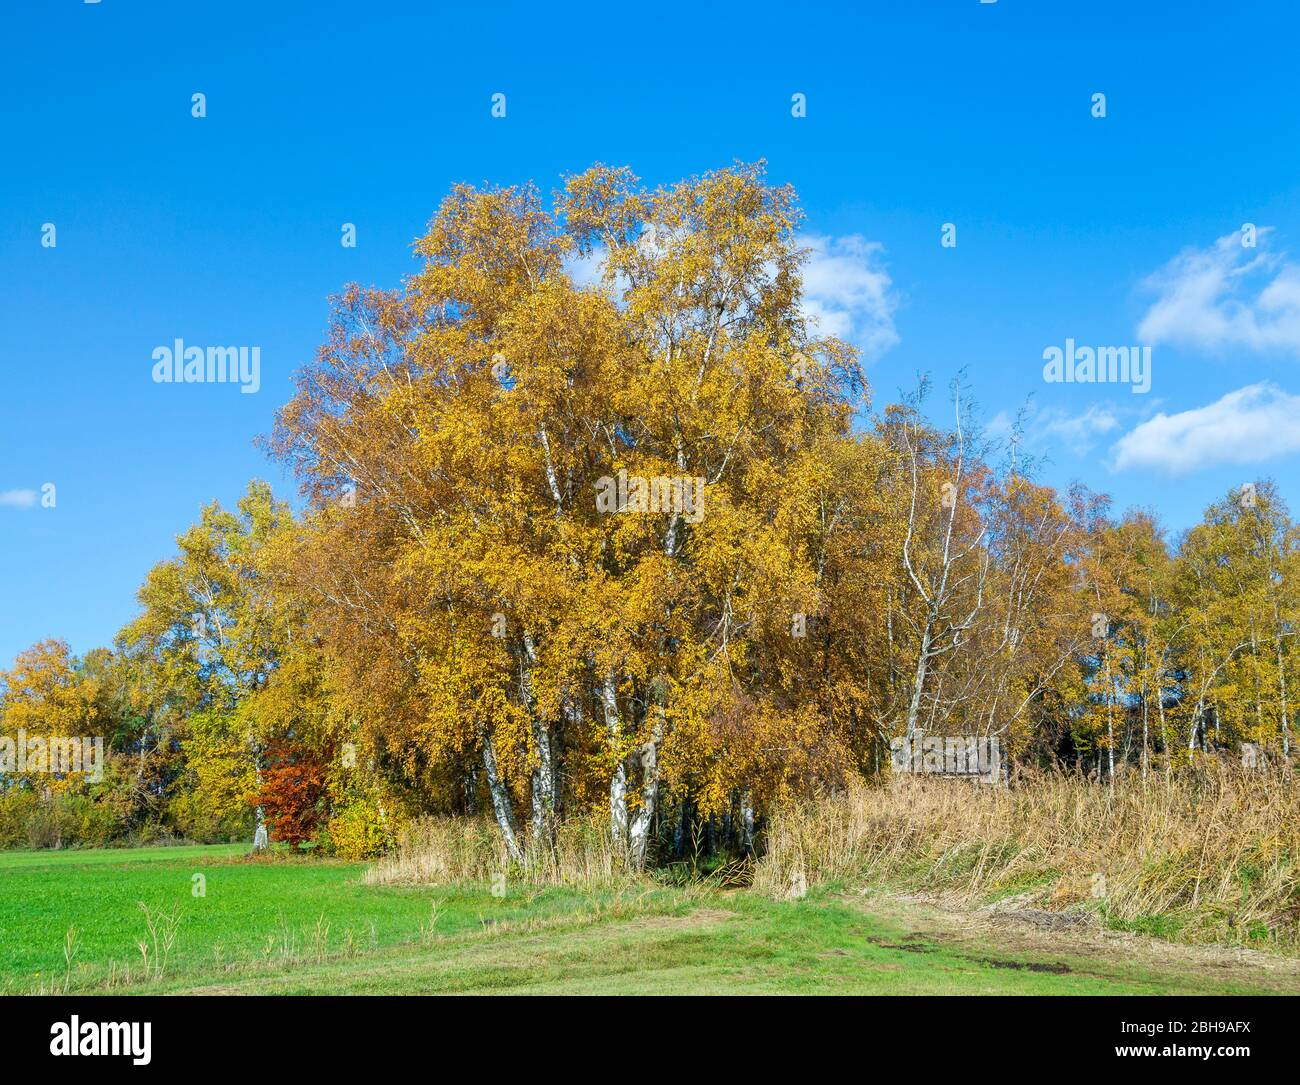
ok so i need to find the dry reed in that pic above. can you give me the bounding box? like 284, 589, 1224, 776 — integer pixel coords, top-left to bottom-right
364, 812, 627, 888
753, 763, 1300, 947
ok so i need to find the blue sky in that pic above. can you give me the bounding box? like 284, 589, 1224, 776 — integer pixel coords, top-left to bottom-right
3, 0, 1300, 667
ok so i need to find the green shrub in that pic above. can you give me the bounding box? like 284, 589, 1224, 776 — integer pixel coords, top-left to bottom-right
0, 787, 124, 850
165, 789, 256, 844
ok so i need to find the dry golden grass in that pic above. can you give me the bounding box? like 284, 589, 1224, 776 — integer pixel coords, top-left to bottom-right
364, 813, 626, 887
369, 765, 1300, 949
753, 763, 1300, 948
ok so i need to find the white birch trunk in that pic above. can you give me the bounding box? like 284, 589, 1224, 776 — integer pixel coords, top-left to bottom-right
905, 619, 933, 741
250, 732, 268, 851
519, 631, 555, 848
481, 731, 524, 865
628, 710, 664, 871
739, 791, 755, 854
601, 674, 629, 843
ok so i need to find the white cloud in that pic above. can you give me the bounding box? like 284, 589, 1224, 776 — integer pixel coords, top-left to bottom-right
1111, 382, 1300, 474
1137, 228, 1300, 354
990, 402, 1125, 457
563, 231, 901, 362
1034, 404, 1122, 454
799, 234, 899, 360
985, 410, 1014, 440
0, 489, 38, 509
562, 244, 609, 290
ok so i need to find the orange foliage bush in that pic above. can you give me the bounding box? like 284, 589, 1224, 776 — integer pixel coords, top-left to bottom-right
252, 741, 328, 849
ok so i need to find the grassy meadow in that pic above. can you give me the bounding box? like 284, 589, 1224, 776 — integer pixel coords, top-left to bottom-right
4, 834, 1300, 995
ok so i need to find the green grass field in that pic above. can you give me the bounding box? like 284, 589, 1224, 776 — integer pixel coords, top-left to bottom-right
2, 844, 1297, 995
